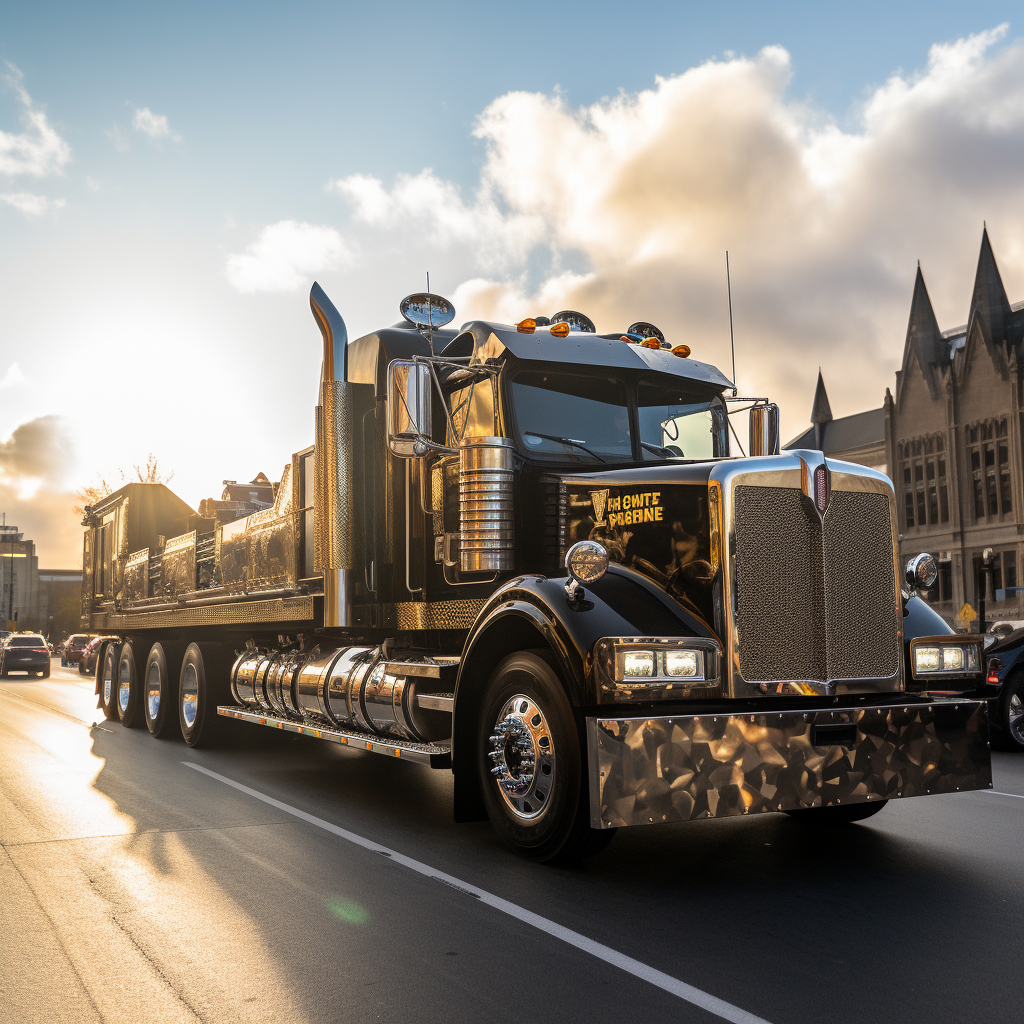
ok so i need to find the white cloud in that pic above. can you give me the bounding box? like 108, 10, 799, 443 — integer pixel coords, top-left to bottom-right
226, 220, 353, 293
132, 106, 181, 142
0, 64, 71, 178
0, 363, 26, 389
324, 27, 1024, 435
0, 191, 65, 217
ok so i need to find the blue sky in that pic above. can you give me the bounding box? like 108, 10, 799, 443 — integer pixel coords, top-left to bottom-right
1, 2, 1023, 563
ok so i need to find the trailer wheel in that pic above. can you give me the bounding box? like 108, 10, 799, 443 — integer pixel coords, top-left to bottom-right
144, 642, 184, 739
784, 800, 888, 825
179, 643, 232, 748
116, 641, 146, 728
99, 643, 121, 722
477, 650, 615, 862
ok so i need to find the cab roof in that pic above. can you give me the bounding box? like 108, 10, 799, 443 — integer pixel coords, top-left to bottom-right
346, 320, 734, 396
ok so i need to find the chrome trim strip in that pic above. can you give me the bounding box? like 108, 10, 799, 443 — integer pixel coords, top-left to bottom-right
216, 706, 452, 767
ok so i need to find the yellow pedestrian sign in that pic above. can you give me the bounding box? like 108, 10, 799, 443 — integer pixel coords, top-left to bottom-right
957, 602, 977, 625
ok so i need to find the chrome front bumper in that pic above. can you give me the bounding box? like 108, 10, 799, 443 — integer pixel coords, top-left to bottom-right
587, 698, 992, 829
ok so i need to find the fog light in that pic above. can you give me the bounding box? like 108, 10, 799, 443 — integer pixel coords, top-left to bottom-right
914, 647, 941, 673
622, 651, 655, 677
942, 647, 964, 671
664, 650, 699, 677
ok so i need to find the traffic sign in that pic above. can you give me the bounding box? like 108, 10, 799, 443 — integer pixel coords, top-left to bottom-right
957, 603, 977, 624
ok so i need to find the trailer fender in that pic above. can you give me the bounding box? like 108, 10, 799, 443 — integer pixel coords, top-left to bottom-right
450, 567, 714, 822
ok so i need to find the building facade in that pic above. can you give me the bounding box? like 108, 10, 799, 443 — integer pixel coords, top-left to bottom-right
883, 227, 1024, 626
0, 523, 81, 637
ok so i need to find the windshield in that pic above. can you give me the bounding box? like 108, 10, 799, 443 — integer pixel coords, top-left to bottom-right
8, 636, 45, 647
511, 371, 632, 462
637, 383, 728, 460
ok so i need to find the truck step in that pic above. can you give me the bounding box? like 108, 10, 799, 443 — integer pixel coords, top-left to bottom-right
383, 656, 460, 680
216, 706, 452, 767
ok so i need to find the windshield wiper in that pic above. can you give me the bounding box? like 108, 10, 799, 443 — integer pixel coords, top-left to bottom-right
640, 440, 685, 459
525, 432, 606, 463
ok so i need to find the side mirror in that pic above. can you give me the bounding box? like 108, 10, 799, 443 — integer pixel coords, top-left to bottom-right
748, 403, 780, 457
387, 360, 433, 458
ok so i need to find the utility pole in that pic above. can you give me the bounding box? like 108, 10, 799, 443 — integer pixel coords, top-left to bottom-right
2, 512, 12, 629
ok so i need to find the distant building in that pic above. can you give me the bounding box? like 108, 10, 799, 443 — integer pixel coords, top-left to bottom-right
884, 226, 1024, 625
0, 524, 39, 631
0, 524, 81, 638
784, 371, 888, 476
198, 473, 276, 524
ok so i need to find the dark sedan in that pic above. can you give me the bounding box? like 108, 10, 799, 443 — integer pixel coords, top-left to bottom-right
0, 635, 51, 678
79, 635, 118, 676
983, 628, 1024, 750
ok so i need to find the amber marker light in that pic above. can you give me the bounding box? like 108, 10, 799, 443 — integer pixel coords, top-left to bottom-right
550, 321, 570, 338
641, 337, 661, 350
672, 344, 691, 357
620, 335, 634, 343
517, 318, 536, 334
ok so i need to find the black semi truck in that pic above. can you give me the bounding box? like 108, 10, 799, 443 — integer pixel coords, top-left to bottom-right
81, 285, 992, 860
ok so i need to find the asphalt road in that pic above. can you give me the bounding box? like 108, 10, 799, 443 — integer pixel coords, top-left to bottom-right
1, 662, 1021, 1024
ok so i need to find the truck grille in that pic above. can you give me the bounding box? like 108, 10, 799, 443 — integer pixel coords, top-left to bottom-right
733, 486, 899, 683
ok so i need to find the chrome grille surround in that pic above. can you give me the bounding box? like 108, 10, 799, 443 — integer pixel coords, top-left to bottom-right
711, 451, 903, 698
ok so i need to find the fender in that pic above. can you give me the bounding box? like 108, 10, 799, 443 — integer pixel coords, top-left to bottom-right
450, 564, 714, 822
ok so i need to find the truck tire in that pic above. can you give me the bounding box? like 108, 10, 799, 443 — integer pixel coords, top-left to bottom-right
179, 642, 233, 748
477, 650, 615, 862
994, 673, 1024, 752
144, 642, 184, 739
100, 643, 122, 721
785, 800, 888, 825
116, 641, 146, 729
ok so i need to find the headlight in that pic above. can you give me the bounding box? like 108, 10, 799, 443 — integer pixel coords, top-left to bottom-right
909, 635, 982, 680
594, 637, 720, 702
622, 651, 655, 677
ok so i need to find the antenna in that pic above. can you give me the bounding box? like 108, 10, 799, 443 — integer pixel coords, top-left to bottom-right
426, 271, 435, 356
726, 251, 737, 396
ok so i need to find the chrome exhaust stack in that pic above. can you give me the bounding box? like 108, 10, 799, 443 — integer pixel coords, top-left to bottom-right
310, 282, 355, 627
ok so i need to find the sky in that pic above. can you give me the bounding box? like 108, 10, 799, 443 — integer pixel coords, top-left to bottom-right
2, 1, 1024, 566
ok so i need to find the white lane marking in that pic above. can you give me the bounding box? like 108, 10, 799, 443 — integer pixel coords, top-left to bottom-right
977, 789, 1024, 800
184, 762, 771, 1024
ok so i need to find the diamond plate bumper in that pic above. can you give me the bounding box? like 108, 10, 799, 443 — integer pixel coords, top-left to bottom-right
587, 699, 992, 828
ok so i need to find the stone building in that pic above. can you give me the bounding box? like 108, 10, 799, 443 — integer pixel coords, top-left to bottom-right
883, 227, 1024, 625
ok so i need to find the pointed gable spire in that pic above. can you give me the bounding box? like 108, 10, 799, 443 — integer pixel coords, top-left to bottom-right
969, 224, 1013, 366
905, 263, 946, 399
811, 369, 832, 450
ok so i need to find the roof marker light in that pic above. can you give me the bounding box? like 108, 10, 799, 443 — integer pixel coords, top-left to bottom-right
517, 318, 536, 334
672, 344, 691, 358
641, 337, 661, 350
550, 321, 570, 338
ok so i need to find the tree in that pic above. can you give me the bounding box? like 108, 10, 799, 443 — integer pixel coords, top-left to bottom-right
72, 455, 173, 517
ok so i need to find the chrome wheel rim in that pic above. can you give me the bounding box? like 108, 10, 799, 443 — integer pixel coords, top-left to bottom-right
1009, 690, 1024, 745
488, 694, 555, 821
181, 663, 199, 729
118, 661, 131, 714
146, 662, 161, 721
102, 658, 113, 706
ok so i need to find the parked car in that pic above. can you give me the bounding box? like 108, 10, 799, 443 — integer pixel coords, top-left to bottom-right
0, 634, 51, 678
984, 627, 1024, 751
79, 635, 119, 676
61, 634, 94, 667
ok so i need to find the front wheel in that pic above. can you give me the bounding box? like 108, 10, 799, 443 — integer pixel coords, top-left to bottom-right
478, 651, 615, 862
785, 800, 888, 825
